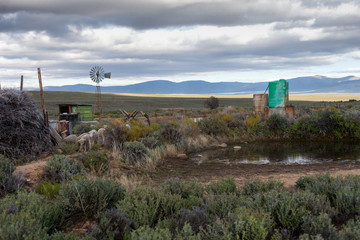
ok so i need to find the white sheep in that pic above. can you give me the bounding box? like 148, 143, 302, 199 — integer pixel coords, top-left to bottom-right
89, 129, 98, 145
77, 133, 91, 152
97, 127, 106, 145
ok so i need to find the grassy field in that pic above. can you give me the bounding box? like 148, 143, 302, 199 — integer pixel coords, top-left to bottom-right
28, 91, 360, 119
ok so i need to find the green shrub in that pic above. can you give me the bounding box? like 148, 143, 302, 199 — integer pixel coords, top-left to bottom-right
117, 187, 183, 228
301, 213, 337, 240
130, 225, 172, 240
169, 207, 209, 234
73, 123, 91, 135
198, 116, 228, 136
0, 212, 48, 239
123, 141, 149, 165
338, 217, 360, 240
0, 154, 24, 196
206, 177, 237, 195
90, 208, 134, 240
104, 125, 128, 150
204, 194, 240, 219
242, 179, 284, 196
141, 136, 160, 149
250, 191, 309, 237
160, 123, 183, 144
48, 232, 90, 240
246, 114, 262, 129
36, 181, 61, 199
160, 178, 204, 199
44, 155, 85, 182
0, 191, 64, 235
83, 150, 108, 174
264, 113, 290, 134
90, 143, 101, 151
60, 143, 79, 154
204, 96, 219, 110
296, 173, 360, 220
232, 207, 273, 240
60, 177, 125, 218
200, 218, 233, 239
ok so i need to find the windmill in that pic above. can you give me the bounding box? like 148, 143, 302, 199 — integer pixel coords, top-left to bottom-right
89, 66, 111, 114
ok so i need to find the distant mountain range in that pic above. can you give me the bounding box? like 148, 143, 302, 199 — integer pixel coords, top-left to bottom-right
42, 75, 360, 94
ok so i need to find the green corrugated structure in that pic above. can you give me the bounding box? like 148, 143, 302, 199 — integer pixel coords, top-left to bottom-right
58, 104, 93, 122
77, 105, 93, 121
268, 79, 289, 108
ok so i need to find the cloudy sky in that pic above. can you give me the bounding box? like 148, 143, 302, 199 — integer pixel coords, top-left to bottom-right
1, 0, 360, 88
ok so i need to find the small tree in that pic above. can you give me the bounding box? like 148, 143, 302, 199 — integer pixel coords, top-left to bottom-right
205, 96, 219, 109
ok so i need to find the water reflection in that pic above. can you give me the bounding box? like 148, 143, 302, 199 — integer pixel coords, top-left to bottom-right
189, 141, 360, 165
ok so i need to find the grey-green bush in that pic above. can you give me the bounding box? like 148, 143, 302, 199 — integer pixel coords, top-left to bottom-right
242, 179, 284, 196
123, 141, 149, 165
160, 177, 204, 199
90, 208, 134, 240
0, 191, 64, 235
206, 177, 237, 195
73, 123, 91, 135
0, 154, 24, 196
60, 177, 125, 218
44, 155, 85, 182
83, 150, 109, 174
117, 187, 183, 228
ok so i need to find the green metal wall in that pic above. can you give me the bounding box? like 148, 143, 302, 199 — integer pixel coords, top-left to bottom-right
268, 79, 288, 108
77, 105, 93, 121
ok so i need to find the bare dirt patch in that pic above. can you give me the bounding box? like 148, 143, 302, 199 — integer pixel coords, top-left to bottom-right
151, 158, 360, 187
14, 159, 48, 189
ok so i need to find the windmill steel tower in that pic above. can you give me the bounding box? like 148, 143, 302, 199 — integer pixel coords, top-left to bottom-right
89, 66, 111, 115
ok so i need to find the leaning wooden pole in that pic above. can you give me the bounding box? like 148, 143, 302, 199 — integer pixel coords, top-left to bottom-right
37, 68, 49, 127
20, 75, 23, 91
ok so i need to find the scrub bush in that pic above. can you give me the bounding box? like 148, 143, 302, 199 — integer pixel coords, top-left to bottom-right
198, 116, 228, 136
0, 154, 25, 196
36, 181, 61, 200
160, 177, 204, 199
232, 207, 273, 240
301, 213, 337, 240
242, 179, 284, 196
117, 187, 184, 228
44, 155, 85, 182
169, 207, 209, 234
246, 114, 262, 129
160, 123, 183, 144
204, 194, 240, 219
206, 176, 237, 195
60, 143, 80, 154
140, 135, 160, 149
204, 96, 219, 110
123, 141, 149, 165
264, 113, 290, 134
90, 208, 134, 240
180, 118, 200, 137
60, 177, 125, 218
73, 123, 91, 135
0, 191, 64, 235
337, 217, 360, 240
130, 225, 172, 240
83, 150, 108, 174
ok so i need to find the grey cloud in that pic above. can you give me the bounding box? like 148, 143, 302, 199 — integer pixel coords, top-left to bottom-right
0, 0, 306, 32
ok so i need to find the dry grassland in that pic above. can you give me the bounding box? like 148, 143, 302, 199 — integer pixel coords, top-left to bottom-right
113, 92, 360, 101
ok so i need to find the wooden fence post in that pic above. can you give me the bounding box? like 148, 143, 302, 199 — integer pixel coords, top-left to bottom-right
37, 68, 49, 127
20, 75, 23, 91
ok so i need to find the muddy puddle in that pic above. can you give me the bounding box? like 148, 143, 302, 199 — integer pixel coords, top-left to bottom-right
189, 141, 360, 165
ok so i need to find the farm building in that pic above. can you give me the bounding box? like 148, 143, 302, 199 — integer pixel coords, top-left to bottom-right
58, 104, 93, 122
